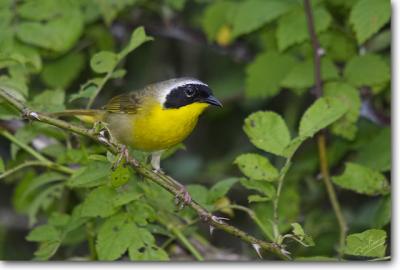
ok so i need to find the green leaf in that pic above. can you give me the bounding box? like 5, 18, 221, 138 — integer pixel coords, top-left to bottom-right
240, 178, 276, 201
234, 153, 279, 181
69, 78, 101, 102
201, 1, 237, 42
119, 26, 153, 58
231, 0, 295, 38
30, 89, 65, 113
186, 184, 209, 207
332, 163, 389, 195
112, 190, 142, 208
349, 0, 390, 44
96, 0, 137, 25
324, 82, 361, 140
291, 222, 315, 246
372, 195, 391, 228
281, 58, 339, 90
96, 213, 137, 261
32, 240, 61, 261
67, 160, 111, 188
110, 164, 132, 188
208, 178, 238, 203
245, 51, 296, 98
90, 51, 118, 74
277, 6, 331, 51
41, 52, 85, 89
299, 97, 348, 139
127, 200, 156, 226
244, 111, 291, 157
128, 228, 169, 261
26, 224, 60, 242
80, 186, 119, 218
319, 31, 357, 62
344, 229, 387, 258
16, 1, 83, 53
248, 194, 270, 203
344, 54, 390, 87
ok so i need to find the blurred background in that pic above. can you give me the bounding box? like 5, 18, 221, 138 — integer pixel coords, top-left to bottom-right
0, 0, 391, 261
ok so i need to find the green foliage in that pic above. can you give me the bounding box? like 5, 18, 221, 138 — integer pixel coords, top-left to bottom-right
344, 54, 390, 89
235, 153, 278, 181
277, 6, 331, 51
246, 51, 296, 98
0, 0, 391, 262
349, 0, 390, 44
299, 97, 347, 139
344, 229, 387, 258
244, 111, 291, 157
332, 163, 389, 196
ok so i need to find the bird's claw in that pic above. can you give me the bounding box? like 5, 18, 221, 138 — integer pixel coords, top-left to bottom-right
175, 186, 192, 209
22, 109, 40, 121
112, 145, 129, 170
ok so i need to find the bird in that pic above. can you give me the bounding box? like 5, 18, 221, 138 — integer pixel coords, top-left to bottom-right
54, 77, 222, 173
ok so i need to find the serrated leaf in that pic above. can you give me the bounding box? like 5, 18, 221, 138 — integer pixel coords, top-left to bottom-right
33, 240, 61, 261
350, 0, 390, 44
26, 224, 60, 242
127, 201, 156, 226
128, 228, 169, 261
90, 51, 118, 74
80, 186, 119, 218
245, 51, 296, 98
344, 229, 387, 258
67, 160, 111, 188
281, 58, 339, 90
319, 31, 357, 62
16, 0, 83, 53
299, 97, 348, 139
240, 178, 276, 200
41, 52, 85, 89
119, 26, 153, 58
332, 163, 389, 195
112, 190, 142, 208
235, 153, 279, 181
277, 6, 332, 51
324, 82, 361, 140
208, 178, 238, 203
344, 54, 390, 87
231, 0, 295, 38
96, 213, 138, 261
244, 111, 291, 157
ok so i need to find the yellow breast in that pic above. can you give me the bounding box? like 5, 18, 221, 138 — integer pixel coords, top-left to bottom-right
128, 102, 209, 151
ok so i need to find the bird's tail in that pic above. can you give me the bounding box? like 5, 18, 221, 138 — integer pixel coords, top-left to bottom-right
51, 109, 105, 124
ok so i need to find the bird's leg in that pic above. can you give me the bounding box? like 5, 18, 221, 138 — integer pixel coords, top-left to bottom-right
150, 150, 164, 173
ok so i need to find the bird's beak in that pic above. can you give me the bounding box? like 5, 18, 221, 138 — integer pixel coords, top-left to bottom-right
203, 95, 223, 107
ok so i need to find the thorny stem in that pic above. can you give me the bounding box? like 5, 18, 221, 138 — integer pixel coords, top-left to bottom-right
304, 0, 347, 258
0, 86, 289, 260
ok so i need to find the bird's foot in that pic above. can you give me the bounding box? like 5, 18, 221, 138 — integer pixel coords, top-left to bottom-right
175, 185, 192, 209
22, 109, 40, 121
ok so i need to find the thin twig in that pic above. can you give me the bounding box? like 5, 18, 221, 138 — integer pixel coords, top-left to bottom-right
304, 0, 347, 258
0, 86, 289, 260
170, 226, 204, 261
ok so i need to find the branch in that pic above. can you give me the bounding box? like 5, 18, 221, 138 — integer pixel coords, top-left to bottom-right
0, 86, 289, 260
304, 0, 347, 258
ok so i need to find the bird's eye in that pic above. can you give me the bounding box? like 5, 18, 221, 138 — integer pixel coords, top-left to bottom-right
185, 88, 195, 97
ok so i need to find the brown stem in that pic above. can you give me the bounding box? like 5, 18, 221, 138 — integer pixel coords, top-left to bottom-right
0, 86, 289, 260
304, 0, 347, 257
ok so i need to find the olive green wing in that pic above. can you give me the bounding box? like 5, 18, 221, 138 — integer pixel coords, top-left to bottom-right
103, 92, 142, 114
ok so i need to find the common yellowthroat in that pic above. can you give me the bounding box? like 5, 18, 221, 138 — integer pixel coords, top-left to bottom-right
55, 78, 222, 171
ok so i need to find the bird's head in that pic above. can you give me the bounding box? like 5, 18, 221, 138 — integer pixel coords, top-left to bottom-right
157, 78, 222, 109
